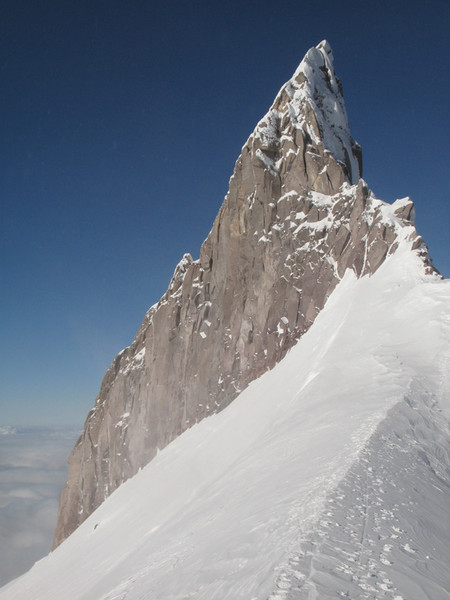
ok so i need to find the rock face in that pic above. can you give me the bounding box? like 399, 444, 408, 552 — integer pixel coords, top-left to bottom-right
53, 40, 434, 547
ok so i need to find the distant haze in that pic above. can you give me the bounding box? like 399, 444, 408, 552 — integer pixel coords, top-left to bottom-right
0, 427, 79, 586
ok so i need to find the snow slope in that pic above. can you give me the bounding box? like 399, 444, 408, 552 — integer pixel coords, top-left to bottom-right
1, 245, 449, 600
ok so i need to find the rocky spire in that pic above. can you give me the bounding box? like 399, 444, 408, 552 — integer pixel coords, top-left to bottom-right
53, 42, 433, 547
257, 39, 362, 187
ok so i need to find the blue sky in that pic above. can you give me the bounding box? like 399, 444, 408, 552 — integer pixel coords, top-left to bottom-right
1, 0, 448, 427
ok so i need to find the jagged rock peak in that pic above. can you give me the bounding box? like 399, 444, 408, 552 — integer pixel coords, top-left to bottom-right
246, 40, 362, 190
53, 42, 433, 549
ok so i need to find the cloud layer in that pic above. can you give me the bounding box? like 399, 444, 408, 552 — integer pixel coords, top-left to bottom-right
0, 426, 79, 586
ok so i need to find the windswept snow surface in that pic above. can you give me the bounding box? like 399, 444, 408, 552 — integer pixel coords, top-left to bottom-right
1, 247, 449, 600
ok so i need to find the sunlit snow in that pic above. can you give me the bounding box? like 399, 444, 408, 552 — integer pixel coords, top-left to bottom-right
1, 246, 449, 600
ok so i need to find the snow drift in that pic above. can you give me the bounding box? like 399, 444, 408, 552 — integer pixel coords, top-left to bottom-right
1, 243, 449, 600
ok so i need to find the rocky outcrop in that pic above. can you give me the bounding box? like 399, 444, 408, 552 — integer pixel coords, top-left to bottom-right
54, 40, 434, 547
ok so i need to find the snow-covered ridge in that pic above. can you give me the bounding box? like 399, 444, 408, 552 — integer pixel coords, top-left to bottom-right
251, 181, 428, 283
52, 40, 437, 549
2, 249, 448, 600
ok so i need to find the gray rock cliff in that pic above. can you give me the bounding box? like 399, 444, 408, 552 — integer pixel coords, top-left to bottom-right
54, 41, 434, 547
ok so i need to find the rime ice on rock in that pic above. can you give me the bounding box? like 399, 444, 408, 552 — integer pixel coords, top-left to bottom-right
53, 41, 435, 547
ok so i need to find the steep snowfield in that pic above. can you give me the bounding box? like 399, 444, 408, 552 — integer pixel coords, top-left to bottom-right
1, 246, 449, 600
